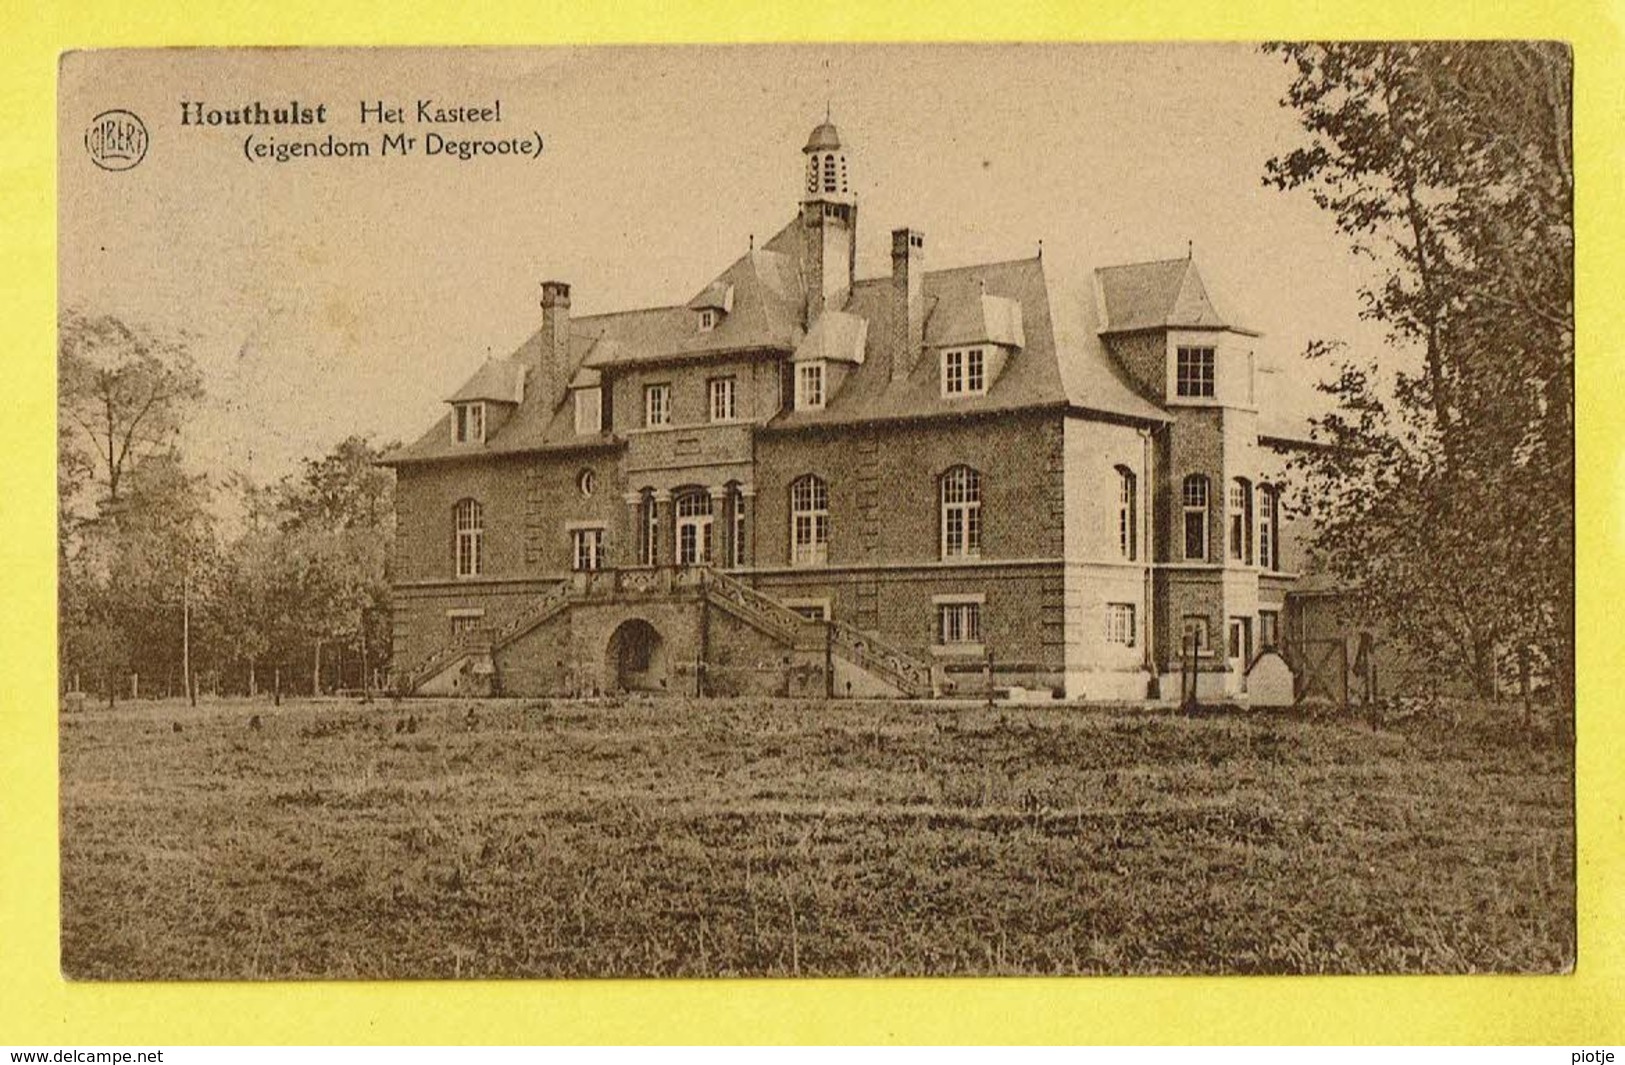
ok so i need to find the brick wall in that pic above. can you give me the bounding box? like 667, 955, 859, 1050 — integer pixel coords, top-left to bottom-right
753, 411, 1066, 567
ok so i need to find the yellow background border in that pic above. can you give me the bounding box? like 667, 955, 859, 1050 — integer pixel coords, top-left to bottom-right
3, 0, 1620, 1044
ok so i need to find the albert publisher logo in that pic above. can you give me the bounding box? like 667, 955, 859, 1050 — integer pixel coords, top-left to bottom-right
85, 109, 148, 171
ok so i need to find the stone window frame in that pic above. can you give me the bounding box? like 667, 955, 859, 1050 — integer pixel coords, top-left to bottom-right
644, 382, 672, 427
1229, 477, 1253, 564
570, 525, 605, 572
709, 376, 738, 422
795, 361, 826, 411
453, 401, 485, 444
1104, 602, 1137, 647
1257, 484, 1281, 572
573, 387, 602, 435
940, 346, 987, 398
789, 474, 829, 567
940, 464, 983, 561
933, 592, 985, 652
1175, 345, 1216, 398
1115, 465, 1138, 561
1182, 474, 1210, 562
454, 498, 483, 579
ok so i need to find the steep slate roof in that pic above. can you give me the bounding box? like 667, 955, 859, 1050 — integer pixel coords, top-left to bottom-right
768, 255, 1169, 430
1096, 256, 1255, 336
384, 219, 1188, 465
446, 357, 526, 404
790, 310, 867, 364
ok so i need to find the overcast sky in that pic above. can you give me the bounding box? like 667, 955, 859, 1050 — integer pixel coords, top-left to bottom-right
59, 44, 1383, 483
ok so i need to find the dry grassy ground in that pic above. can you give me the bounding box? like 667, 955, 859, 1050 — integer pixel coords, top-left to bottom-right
59, 695, 1573, 979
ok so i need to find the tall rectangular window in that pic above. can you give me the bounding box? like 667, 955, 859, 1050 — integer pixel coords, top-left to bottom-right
938, 601, 983, 645
1176, 346, 1216, 398
941, 466, 982, 559
709, 377, 737, 422
790, 476, 829, 566
1116, 467, 1137, 560
1104, 603, 1136, 646
1258, 487, 1279, 571
574, 388, 602, 434
638, 494, 659, 566
571, 528, 604, 571
1229, 480, 1252, 563
796, 362, 825, 410
731, 492, 747, 567
453, 402, 485, 443
1182, 475, 1209, 561
1259, 610, 1280, 651
644, 383, 671, 427
454, 499, 483, 578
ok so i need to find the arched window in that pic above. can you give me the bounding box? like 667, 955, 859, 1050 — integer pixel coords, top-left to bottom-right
674, 488, 714, 565
941, 465, 982, 560
1258, 485, 1280, 571
1115, 466, 1137, 561
1182, 475, 1209, 562
454, 498, 483, 578
790, 475, 829, 566
1229, 478, 1253, 563
822, 154, 837, 192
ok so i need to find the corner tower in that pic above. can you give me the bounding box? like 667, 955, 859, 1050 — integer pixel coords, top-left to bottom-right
800, 117, 857, 321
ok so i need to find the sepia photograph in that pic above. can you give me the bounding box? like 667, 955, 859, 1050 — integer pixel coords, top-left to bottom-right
56, 43, 1574, 980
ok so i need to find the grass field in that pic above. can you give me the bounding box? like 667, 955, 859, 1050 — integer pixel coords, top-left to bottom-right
59, 694, 1574, 979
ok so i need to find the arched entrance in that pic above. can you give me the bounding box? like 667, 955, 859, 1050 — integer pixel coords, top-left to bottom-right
606, 618, 668, 692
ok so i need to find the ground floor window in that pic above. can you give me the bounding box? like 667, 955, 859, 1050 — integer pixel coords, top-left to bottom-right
1180, 614, 1210, 656
1259, 610, 1280, 651
572, 527, 605, 571
938, 601, 983, 645
1104, 603, 1136, 646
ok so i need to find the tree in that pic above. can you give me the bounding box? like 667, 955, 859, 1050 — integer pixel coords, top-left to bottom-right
58, 310, 209, 701
270, 435, 396, 695
59, 310, 204, 514
1264, 42, 1573, 702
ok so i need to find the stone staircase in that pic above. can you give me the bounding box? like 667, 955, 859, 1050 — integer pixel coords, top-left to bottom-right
394, 565, 935, 698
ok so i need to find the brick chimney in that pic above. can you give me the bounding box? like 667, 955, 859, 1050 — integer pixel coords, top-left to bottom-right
539, 280, 572, 404
890, 228, 925, 384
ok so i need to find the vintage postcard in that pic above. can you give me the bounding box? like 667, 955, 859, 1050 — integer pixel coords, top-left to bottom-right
56, 44, 1574, 980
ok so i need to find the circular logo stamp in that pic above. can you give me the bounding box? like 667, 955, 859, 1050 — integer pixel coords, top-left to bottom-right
84, 109, 148, 171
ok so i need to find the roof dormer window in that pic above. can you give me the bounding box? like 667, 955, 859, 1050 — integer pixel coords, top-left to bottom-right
453, 401, 485, 444
795, 361, 826, 411
573, 387, 602, 435
942, 346, 988, 398
699, 308, 718, 332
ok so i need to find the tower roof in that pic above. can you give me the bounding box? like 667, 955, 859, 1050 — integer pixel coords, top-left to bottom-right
803, 120, 842, 153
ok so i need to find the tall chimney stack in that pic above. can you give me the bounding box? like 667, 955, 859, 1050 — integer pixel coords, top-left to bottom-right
540, 280, 572, 403
890, 228, 925, 384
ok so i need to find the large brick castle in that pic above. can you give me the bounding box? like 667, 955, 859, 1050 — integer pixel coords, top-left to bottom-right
381, 119, 1313, 701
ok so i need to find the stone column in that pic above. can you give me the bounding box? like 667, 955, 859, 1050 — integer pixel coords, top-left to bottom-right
738, 484, 756, 568
654, 489, 673, 567
623, 492, 643, 567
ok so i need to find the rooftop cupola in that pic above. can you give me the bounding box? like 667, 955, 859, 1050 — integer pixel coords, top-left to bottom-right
802, 118, 854, 207
799, 115, 857, 320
